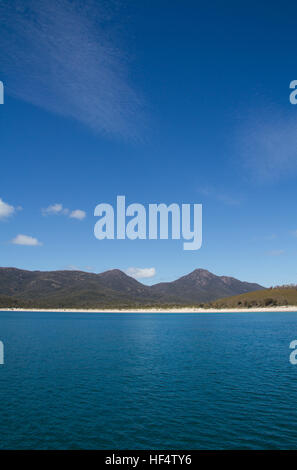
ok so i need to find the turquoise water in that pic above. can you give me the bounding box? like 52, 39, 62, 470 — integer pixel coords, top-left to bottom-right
0, 310, 297, 449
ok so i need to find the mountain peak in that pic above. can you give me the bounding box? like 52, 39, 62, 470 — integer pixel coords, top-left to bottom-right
188, 268, 213, 277
179, 268, 215, 282
99, 269, 129, 279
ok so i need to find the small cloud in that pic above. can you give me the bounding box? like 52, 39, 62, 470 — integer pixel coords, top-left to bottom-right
69, 209, 86, 220
11, 234, 42, 246
199, 187, 240, 206
42, 203, 69, 216
267, 249, 284, 256
42, 204, 85, 220
0, 198, 15, 220
264, 234, 277, 241
84, 266, 94, 272
252, 233, 277, 242
126, 267, 156, 279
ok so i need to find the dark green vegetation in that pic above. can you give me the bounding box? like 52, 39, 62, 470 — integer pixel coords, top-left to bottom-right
212, 286, 297, 309
0, 267, 264, 309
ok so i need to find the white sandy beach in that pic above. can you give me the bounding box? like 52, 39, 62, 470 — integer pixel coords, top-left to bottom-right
0, 306, 297, 313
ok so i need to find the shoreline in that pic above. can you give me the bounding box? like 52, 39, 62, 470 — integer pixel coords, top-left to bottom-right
0, 306, 297, 313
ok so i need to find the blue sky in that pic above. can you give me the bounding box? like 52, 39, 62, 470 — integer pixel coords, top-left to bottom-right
1, 0, 297, 286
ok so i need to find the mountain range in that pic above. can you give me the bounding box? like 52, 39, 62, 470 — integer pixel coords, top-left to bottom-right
0, 267, 264, 308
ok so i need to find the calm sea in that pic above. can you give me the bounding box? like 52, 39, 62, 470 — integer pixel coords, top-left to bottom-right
0, 310, 297, 449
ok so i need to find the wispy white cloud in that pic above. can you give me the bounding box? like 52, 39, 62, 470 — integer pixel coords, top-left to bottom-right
263, 234, 277, 241
0, 198, 15, 220
69, 209, 86, 220
11, 234, 42, 246
267, 249, 284, 256
237, 107, 297, 182
64, 265, 80, 271
126, 267, 156, 279
84, 266, 94, 272
42, 203, 86, 220
0, 0, 144, 140
252, 233, 277, 242
42, 203, 69, 216
199, 186, 240, 206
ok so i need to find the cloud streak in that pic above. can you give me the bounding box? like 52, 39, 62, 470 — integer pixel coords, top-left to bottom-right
237, 107, 297, 182
0, 0, 144, 139
266, 249, 284, 256
42, 203, 69, 216
0, 198, 15, 220
199, 186, 240, 206
11, 234, 42, 246
126, 267, 156, 279
42, 203, 86, 220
